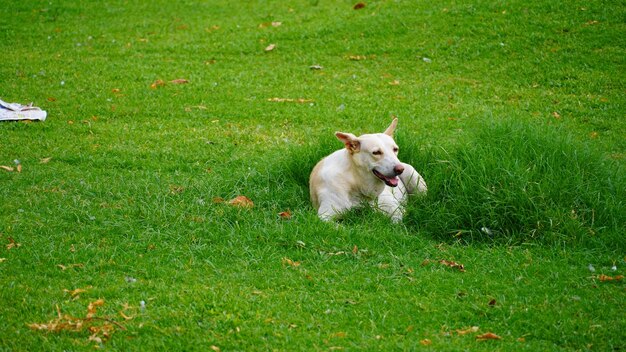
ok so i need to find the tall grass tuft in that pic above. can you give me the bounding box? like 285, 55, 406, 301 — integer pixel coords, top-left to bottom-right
402, 121, 625, 246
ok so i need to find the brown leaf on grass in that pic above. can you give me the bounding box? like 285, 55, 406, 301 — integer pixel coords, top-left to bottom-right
282, 257, 301, 267
488, 299, 497, 306
169, 185, 185, 195
57, 263, 84, 271
265, 43, 276, 52
150, 79, 165, 89
16, 164, 22, 173
278, 210, 292, 219
40, 157, 53, 164
476, 332, 501, 340
420, 339, 432, 346
598, 274, 624, 282
439, 259, 466, 272
354, 2, 366, 10
210, 346, 221, 352
169, 78, 189, 84
0, 258, 7, 263
330, 331, 347, 338
267, 97, 313, 103
6, 237, 21, 250
228, 195, 254, 208
212, 197, 225, 204
119, 311, 134, 321
352, 245, 358, 254
29, 300, 125, 345
389, 80, 400, 86
259, 21, 282, 28
348, 55, 367, 61
87, 299, 105, 318
552, 111, 561, 119
0, 165, 14, 172
64, 287, 91, 298
456, 326, 479, 335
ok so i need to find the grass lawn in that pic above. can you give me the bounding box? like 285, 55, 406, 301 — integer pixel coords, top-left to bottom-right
1, 0, 625, 350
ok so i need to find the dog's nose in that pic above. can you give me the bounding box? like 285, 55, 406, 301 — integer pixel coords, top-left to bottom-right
394, 164, 405, 175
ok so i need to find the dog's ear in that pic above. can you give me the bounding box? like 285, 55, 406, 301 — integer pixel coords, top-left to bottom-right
335, 132, 360, 153
383, 118, 398, 136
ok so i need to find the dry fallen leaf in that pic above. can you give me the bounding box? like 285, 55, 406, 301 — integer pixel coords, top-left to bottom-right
278, 210, 292, 220
57, 263, 84, 271
488, 299, 497, 306
169, 78, 189, 84
476, 332, 501, 340
228, 195, 254, 208
265, 43, 276, 52
87, 299, 105, 318
119, 311, 134, 321
420, 339, 432, 346
456, 326, 479, 335
0, 165, 14, 172
439, 259, 466, 272
259, 21, 282, 28
282, 257, 301, 267
348, 55, 367, 61
552, 111, 561, 119
598, 274, 624, 282
6, 237, 21, 250
29, 300, 125, 346
267, 97, 313, 103
169, 185, 185, 195
0, 258, 7, 263
40, 157, 53, 164
352, 245, 358, 255
64, 287, 90, 298
354, 2, 366, 10
210, 346, 221, 352
150, 79, 165, 89
389, 80, 400, 86
212, 197, 225, 204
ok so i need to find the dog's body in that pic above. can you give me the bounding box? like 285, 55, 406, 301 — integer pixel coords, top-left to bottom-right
310, 119, 427, 222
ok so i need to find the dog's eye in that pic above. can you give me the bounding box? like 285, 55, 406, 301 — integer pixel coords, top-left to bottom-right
393, 147, 399, 153
372, 150, 382, 155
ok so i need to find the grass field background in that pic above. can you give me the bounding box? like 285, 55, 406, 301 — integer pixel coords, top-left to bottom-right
1, 0, 625, 350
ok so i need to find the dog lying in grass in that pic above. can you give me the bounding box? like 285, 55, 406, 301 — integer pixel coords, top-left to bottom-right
310, 118, 427, 222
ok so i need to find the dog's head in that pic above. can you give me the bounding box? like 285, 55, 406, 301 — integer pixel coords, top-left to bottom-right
335, 118, 405, 187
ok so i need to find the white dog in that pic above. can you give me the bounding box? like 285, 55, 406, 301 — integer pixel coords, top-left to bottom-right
309, 118, 427, 222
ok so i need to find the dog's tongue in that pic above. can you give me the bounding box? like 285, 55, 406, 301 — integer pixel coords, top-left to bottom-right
386, 176, 399, 187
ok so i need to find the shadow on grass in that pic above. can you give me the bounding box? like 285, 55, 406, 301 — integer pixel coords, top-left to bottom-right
251, 120, 625, 247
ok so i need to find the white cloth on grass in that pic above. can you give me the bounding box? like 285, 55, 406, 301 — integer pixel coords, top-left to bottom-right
0, 98, 47, 121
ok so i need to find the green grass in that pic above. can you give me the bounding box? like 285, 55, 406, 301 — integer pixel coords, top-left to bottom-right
1, 0, 625, 350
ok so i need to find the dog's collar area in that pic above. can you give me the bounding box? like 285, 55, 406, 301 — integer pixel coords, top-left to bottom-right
372, 169, 399, 187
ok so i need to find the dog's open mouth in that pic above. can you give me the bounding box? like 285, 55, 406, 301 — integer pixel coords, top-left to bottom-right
373, 169, 399, 187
